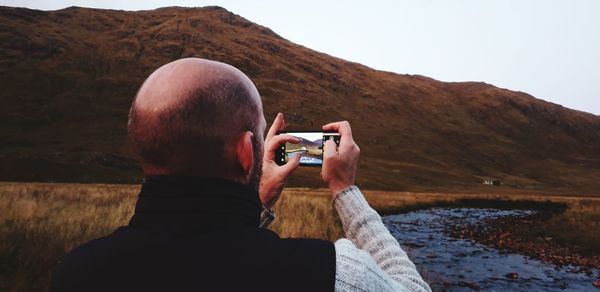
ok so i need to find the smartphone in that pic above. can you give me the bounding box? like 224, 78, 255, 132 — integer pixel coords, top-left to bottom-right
275, 131, 341, 166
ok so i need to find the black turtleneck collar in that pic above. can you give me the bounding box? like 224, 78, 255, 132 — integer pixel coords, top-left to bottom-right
128, 176, 261, 232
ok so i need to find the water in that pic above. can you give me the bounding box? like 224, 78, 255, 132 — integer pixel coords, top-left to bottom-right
382, 208, 599, 291
287, 152, 322, 165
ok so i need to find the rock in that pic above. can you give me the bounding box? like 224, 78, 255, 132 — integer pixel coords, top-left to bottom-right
457, 281, 480, 290
468, 282, 481, 290
505, 272, 519, 279
553, 279, 568, 289
403, 242, 425, 248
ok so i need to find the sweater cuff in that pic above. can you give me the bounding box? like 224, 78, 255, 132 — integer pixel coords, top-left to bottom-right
332, 185, 370, 223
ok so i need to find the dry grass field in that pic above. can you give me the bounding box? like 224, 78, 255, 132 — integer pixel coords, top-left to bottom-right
1, 182, 599, 292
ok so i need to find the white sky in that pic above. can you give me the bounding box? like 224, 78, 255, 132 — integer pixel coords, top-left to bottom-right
3, 0, 600, 115
291, 132, 322, 143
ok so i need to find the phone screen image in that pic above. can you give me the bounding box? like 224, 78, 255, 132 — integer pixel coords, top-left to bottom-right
277, 131, 340, 166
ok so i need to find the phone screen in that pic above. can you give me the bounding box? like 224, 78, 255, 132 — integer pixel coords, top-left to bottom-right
276, 131, 340, 166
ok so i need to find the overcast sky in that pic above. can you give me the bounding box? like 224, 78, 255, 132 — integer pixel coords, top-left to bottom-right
3, 0, 599, 115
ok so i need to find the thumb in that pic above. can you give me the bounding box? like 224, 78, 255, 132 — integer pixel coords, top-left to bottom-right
280, 153, 301, 176
323, 139, 337, 160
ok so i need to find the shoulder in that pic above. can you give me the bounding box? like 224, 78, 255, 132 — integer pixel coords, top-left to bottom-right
51, 230, 118, 291
256, 232, 336, 291
55, 230, 122, 271
57, 226, 137, 265
51, 227, 139, 291
259, 230, 336, 265
251, 228, 335, 252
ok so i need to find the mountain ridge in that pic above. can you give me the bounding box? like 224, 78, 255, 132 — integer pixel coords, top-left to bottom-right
1, 5, 599, 193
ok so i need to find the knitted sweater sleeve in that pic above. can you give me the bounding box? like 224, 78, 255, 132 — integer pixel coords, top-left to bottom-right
333, 186, 431, 292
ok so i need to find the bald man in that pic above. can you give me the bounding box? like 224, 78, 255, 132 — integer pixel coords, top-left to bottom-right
51, 58, 430, 292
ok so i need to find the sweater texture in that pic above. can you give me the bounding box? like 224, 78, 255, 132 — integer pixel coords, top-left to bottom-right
333, 186, 431, 292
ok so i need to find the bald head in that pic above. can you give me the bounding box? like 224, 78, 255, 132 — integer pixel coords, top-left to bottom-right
128, 58, 266, 177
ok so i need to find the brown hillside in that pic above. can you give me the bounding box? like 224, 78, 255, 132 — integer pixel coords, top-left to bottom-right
1, 6, 599, 193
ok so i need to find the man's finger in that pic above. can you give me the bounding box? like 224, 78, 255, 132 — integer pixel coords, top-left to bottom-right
280, 152, 301, 176
323, 139, 338, 160
322, 121, 353, 149
264, 134, 300, 161
266, 113, 285, 141
322, 121, 352, 137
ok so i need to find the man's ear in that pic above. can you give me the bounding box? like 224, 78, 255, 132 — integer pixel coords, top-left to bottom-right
235, 131, 254, 176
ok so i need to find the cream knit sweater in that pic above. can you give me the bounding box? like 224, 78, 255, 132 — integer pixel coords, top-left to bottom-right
333, 186, 431, 292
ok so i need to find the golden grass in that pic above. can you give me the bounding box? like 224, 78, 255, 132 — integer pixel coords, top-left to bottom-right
1, 182, 599, 292
0, 183, 139, 292
270, 188, 343, 240
517, 197, 600, 255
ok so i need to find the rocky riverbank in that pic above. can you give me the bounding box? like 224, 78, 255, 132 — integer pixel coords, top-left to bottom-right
384, 208, 599, 291
446, 210, 600, 276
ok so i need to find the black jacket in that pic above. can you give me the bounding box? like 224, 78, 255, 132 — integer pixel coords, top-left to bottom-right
50, 176, 336, 292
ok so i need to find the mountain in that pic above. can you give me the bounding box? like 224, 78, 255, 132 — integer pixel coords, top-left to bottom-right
1, 6, 599, 193
297, 136, 322, 147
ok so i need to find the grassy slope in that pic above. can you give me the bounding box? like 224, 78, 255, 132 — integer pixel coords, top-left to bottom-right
1, 6, 600, 193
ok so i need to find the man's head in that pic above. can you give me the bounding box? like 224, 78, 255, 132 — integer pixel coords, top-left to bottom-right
128, 58, 267, 191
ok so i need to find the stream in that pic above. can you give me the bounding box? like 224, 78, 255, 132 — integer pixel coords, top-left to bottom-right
383, 208, 599, 291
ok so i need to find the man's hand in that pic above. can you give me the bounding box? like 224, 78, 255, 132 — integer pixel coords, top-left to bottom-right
259, 113, 301, 208
321, 121, 360, 196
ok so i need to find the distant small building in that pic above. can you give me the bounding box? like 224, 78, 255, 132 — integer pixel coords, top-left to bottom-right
483, 178, 501, 186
